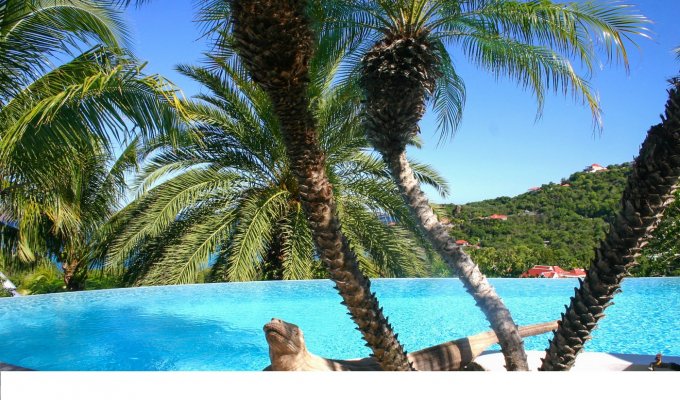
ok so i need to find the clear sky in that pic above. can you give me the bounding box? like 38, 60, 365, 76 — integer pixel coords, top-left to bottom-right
125, 1, 680, 205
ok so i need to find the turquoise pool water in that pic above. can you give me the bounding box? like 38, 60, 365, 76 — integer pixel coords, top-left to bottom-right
0, 278, 678, 370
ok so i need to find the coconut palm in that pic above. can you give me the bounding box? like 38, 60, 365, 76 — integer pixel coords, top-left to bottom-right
541, 77, 680, 370
106, 54, 445, 286
196, 0, 417, 370
336, 0, 649, 370
0, 0, 183, 289
0, 139, 140, 290
0, 0, 127, 101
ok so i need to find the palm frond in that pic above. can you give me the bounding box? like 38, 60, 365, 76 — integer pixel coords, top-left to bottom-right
280, 204, 315, 280
106, 168, 239, 270
225, 188, 289, 281
460, 34, 600, 123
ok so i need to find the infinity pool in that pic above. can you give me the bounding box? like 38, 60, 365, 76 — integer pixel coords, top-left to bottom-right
0, 278, 678, 370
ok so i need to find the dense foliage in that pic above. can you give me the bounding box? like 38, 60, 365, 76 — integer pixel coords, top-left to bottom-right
0, 1, 181, 291
442, 163, 678, 277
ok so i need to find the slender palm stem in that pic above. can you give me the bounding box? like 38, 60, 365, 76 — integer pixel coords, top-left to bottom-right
541, 78, 680, 370
383, 149, 529, 371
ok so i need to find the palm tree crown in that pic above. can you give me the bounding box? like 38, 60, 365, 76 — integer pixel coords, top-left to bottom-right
107, 41, 446, 286
338, 0, 650, 148
0, 0, 183, 289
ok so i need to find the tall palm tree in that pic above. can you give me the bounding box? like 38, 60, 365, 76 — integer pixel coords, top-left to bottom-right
341, 0, 649, 370
0, 0, 182, 290
199, 0, 416, 370
541, 76, 680, 370
107, 54, 445, 286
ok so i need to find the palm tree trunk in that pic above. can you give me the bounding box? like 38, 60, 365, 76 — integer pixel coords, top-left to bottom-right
263, 226, 285, 280
383, 149, 529, 371
230, 0, 413, 370
62, 259, 84, 291
541, 78, 680, 370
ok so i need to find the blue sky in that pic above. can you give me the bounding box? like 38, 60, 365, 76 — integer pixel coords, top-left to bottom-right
125, 1, 680, 205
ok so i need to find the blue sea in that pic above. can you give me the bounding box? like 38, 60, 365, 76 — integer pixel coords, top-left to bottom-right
0, 278, 677, 370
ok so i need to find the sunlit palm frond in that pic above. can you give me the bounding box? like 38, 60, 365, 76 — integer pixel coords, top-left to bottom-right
460, 33, 600, 122
226, 188, 289, 282
341, 200, 428, 277
106, 168, 239, 271
409, 159, 450, 198
0, 0, 130, 100
280, 204, 315, 280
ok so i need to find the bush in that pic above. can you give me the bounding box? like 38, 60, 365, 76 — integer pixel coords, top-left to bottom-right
84, 272, 123, 290
19, 265, 66, 295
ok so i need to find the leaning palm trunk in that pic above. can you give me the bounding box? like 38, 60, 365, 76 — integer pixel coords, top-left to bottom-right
541, 78, 680, 371
361, 34, 528, 370
383, 150, 529, 371
229, 0, 413, 370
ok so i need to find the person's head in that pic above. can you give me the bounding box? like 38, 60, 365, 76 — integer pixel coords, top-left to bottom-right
655, 353, 662, 361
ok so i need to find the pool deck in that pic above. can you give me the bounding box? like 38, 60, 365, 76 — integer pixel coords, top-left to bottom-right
0, 362, 32, 371
2, 352, 678, 371
476, 350, 680, 371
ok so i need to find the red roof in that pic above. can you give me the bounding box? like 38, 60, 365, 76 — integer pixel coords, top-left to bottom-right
560, 268, 586, 278
521, 265, 586, 278
455, 239, 470, 246
528, 187, 541, 191
489, 214, 508, 220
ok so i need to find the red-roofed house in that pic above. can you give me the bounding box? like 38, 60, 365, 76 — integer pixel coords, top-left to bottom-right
560, 268, 586, 278
585, 163, 607, 173
455, 239, 470, 246
521, 265, 586, 279
488, 214, 508, 221
528, 187, 541, 192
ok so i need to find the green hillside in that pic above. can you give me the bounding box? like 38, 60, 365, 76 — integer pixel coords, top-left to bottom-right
440, 163, 680, 277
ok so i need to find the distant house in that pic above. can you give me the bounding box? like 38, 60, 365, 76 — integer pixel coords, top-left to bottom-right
584, 163, 607, 173
521, 265, 586, 279
528, 187, 541, 192
560, 268, 586, 278
455, 239, 470, 246
560, 183, 571, 187
488, 214, 508, 221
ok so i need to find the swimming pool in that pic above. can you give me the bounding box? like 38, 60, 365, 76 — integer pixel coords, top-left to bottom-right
0, 278, 678, 370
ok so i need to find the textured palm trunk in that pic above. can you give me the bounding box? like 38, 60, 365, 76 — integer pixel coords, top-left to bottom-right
541, 79, 680, 370
62, 259, 84, 291
360, 33, 528, 370
263, 231, 285, 281
383, 150, 529, 371
229, 0, 413, 370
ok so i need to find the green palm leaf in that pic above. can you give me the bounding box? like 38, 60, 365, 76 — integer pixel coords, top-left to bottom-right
226, 189, 289, 282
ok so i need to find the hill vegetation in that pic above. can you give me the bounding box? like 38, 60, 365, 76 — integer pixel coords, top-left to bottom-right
440, 163, 679, 277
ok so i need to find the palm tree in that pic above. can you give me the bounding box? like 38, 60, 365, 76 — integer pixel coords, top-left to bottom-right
0, 1, 183, 290
198, 0, 416, 370
337, 0, 649, 370
0, 140, 140, 290
541, 76, 680, 370
106, 54, 444, 286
